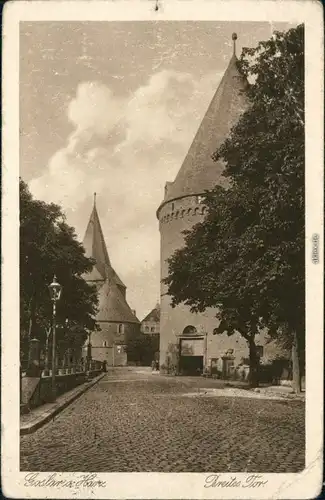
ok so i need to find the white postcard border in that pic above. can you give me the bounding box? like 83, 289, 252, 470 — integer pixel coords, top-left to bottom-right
1, 1, 323, 499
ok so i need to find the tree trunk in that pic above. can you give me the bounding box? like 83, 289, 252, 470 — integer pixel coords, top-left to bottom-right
291, 330, 301, 394
27, 291, 37, 341
248, 338, 259, 388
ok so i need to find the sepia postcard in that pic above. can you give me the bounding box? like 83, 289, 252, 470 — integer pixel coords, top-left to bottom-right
1, 1, 324, 498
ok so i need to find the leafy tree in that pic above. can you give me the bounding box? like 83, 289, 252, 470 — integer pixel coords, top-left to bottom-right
165, 187, 266, 386
164, 25, 304, 391
125, 332, 159, 366
20, 179, 99, 362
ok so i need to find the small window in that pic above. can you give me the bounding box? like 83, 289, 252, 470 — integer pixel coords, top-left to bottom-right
118, 324, 124, 334
150, 326, 155, 333
103, 341, 107, 347
171, 203, 175, 211
183, 325, 197, 335
145, 326, 150, 332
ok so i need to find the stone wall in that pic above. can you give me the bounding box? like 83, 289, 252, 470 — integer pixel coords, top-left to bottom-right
158, 196, 287, 373
21, 367, 102, 413
85, 345, 127, 366
159, 196, 210, 367
86, 321, 140, 366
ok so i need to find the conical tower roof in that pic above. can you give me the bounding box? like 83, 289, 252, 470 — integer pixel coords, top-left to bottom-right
82, 195, 139, 325
97, 279, 139, 323
82, 194, 125, 289
158, 34, 249, 213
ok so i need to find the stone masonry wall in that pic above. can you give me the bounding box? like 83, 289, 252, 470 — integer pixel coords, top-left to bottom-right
159, 195, 219, 368
87, 321, 140, 366
158, 195, 285, 371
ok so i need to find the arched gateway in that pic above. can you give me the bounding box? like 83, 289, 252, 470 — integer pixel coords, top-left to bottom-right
178, 326, 206, 376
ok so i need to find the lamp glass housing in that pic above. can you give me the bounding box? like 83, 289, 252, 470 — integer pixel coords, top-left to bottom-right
48, 276, 62, 301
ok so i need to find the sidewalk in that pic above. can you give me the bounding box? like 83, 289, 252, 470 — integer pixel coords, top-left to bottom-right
251, 385, 305, 400
20, 372, 106, 435
183, 384, 305, 401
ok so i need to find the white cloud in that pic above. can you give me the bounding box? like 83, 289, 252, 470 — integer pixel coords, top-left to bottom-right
68, 81, 124, 137
29, 69, 222, 318
122, 70, 193, 145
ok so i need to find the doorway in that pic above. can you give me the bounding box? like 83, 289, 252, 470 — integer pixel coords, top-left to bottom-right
179, 355, 203, 376
179, 337, 204, 376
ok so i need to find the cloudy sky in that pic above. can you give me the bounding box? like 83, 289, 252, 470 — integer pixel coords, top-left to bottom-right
20, 21, 294, 320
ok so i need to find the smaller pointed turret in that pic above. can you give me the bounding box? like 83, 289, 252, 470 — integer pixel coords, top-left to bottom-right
83, 194, 126, 291
82, 195, 138, 325
83, 193, 111, 281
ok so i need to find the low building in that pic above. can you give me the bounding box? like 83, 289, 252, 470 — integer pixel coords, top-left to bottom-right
141, 303, 160, 336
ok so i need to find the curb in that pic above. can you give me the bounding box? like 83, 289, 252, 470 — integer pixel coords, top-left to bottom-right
20, 373, 106, 435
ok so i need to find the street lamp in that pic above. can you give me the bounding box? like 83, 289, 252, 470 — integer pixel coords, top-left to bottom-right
86, 332, 92, 374
48, 275, 62, 401
44, 325, 51, 376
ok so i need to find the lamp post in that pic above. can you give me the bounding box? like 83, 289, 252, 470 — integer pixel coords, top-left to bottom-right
64, 318, 70, 373
48, 275, 62, 401
44, 325, 51, 376
86, 332, 92, 374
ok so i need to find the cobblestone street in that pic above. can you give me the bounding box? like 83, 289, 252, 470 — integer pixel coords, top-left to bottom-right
20, 369, 305, 473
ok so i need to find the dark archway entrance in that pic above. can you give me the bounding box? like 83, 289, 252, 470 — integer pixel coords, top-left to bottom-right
179, 334, 204, 376
179, 354, 203, 376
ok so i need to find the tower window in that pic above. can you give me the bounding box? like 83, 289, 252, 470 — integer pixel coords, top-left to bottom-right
171, 203, 175, 211
118, 324, 124, 334
103, 341, 107, 347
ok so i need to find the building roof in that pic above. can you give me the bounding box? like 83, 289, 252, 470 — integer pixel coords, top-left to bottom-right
96, 279, 139, 323
83, 196, 139, 325
158, 39, 249, 214
141, 303, 160, 323
83, 198, 126, 289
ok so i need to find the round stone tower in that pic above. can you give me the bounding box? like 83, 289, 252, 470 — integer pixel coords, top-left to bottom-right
157, 35, 250, 375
